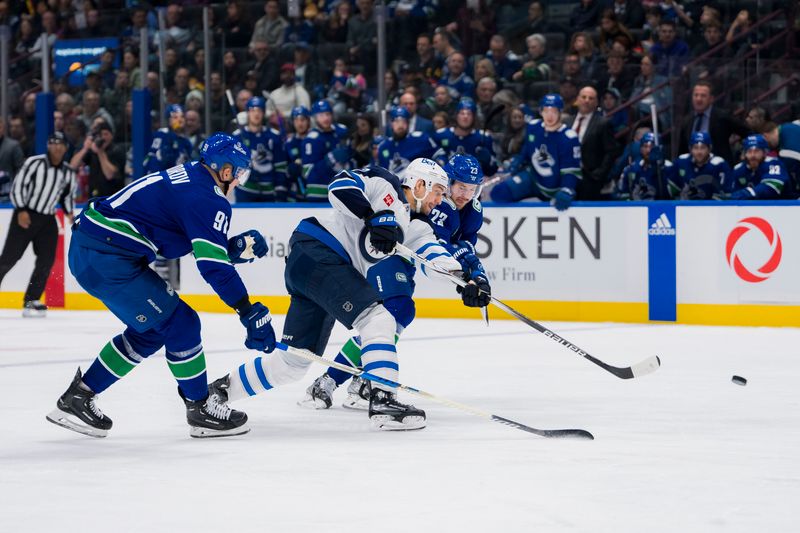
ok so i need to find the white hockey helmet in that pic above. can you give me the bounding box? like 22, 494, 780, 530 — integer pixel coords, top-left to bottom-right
403, 158, 449, 193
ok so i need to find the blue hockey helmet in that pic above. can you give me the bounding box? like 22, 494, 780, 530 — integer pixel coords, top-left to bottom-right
291, 105, 310, 119
689, 131, 711, 148
540, 93, 564, 111
456, 97, 477, 114
246, 96, 266, 110
200, 132, 252, 185
165, 103, 184, 118
444, 153, 484, 186
311, 99, 333, 115
742, 134, 768, 151
390, 106, 411, 121
640, 132, 656, 145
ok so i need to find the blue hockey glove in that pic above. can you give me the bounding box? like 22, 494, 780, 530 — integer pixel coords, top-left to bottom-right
649, 144, 664, 164
228, 230, 268, 264
449, 240, 483, 277
239, 302, 276, 353
552, 188, 574, 211
364, 209, 402, 254
730, 187, 755, 200
457, 274, 491, 308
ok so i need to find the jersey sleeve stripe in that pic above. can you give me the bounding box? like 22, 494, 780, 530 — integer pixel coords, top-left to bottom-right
191, 239, 231, 263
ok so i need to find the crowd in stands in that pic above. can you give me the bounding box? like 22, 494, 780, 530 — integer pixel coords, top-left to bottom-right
0, 0, 798, 205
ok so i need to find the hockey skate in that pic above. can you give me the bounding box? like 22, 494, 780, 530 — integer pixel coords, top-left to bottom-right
22, 300, 47, 318
208, 374, 232, 403
298, 373, 338, 409
180, 387, 249, 438
46, 369, 112, 438
341, 376, 371, 411
369, 388, 426, 431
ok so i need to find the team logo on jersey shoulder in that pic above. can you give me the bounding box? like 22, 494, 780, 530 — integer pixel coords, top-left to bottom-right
395, 272, 408, 283
136, 314, 147, 323
214, 186, 226, 198
472, 198, 482, 212
383, 193, 394, 206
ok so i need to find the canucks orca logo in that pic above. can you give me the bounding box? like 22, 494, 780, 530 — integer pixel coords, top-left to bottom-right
532, 144, 555, 177
358, 227, 404, 264
252, 143, 273, 174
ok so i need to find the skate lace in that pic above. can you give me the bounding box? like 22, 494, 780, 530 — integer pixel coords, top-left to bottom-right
205, 394, 232, 420
88, 398, 105, 419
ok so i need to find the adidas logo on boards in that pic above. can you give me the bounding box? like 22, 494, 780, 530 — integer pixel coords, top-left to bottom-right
648, 213, 676, 236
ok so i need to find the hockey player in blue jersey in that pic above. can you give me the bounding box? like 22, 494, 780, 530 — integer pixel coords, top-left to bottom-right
285, 105, 311, 199
432, 98, 498, 177
764, 121, 800, 198
300, 154, 491, 411
376, 106, 437, 176
46, 133, 277, 439
210, 159, 476, 430
616, 132, 674, 200
233, 96, 289, 202
490, 94, 583, 210
668, 132, 730, 200
143, 104, 194, 174
727, 134, 790, 200
301, 99, 352, 201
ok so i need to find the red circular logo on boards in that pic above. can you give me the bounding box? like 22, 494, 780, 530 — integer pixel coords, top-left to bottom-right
725, 217, 782, 283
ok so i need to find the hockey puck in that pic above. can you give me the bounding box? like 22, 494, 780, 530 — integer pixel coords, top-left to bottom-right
731, 375, 747, 386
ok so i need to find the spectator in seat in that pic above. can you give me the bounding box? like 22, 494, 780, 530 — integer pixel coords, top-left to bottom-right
570, 0, 601, 33
678, 80, 750, 165
568, 32, 601, 83
598, 9, 635, 57
250, 0, 288, 49
415, 33, 444, 88
245, 39, 280, 93
650, 19, 690, 77
79, 90, 114, 133
513, 33, 552, 84
438, 52, 475, 99
567, 85, 619, 200
269, 63, 312, 122
486, 34, 522, 83
612, 0, 645, 30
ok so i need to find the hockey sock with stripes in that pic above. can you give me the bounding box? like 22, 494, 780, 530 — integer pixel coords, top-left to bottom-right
82, 334, 144, 394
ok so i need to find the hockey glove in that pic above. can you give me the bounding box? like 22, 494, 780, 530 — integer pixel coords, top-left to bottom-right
458, 274, 491, 308
449, 240, 484, 277
239, 302, 276, 353
730, 187, 756, 200
228, 230, 268, 263
364, 210, 402, 254
552, 188, 574, 211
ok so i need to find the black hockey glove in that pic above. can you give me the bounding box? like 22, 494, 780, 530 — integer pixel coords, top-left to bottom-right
458, 274, 491, 308
364, 210, 402, 254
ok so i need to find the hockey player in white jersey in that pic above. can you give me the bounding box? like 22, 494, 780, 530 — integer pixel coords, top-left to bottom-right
209, 158, 464, 430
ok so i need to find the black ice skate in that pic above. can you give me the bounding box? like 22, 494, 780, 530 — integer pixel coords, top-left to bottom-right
180, 387, 249, 438
22, 300, 47, 318
208, 374, 232, 403
368, 388, 426, 431
46, 368, 112, 438
298, 373, 338, 409
342, 375, 371, 411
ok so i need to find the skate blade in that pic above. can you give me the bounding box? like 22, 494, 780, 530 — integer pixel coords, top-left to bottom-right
46, 409, 108, 438
297, 395, 332, 410
341, 396, 369, 411
370, 415, 426, 431
22, 310, 46, 318
189, 425, 250, 438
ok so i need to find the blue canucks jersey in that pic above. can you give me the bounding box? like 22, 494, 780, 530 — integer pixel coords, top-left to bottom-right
432, 127, 498, 175
76, 162, 247, 307
301, 124, 350, 200
512, 120, 582, 198
285, 133, 305, 165
233, 126, 288, 199
669, 153, 730, 199
429, 196, 486, 277
617, 158, 674, 200
727, 157, 790, 199
377, 132, 437, 177
438, 73, 475, 99
143, 128, 194, 174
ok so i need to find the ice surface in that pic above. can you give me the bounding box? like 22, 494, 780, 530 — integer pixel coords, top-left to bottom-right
1, 310, 798, 532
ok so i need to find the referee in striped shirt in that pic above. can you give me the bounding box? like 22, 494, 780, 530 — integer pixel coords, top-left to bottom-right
0, 132, 76, 317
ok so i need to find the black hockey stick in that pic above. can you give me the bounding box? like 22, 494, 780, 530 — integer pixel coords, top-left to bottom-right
395, 244, 661, 380
276, 342, 593, 440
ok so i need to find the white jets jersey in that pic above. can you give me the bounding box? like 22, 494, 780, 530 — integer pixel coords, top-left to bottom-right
322, 167, 460, 278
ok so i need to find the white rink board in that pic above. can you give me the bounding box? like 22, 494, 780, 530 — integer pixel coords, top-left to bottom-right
182, 205, 649, 303
676, 206, 800, 305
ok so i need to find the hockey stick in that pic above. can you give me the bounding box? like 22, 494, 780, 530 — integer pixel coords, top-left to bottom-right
226, 89, 246, 127
394, 244, 661, 380
275, 342, 593, 440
